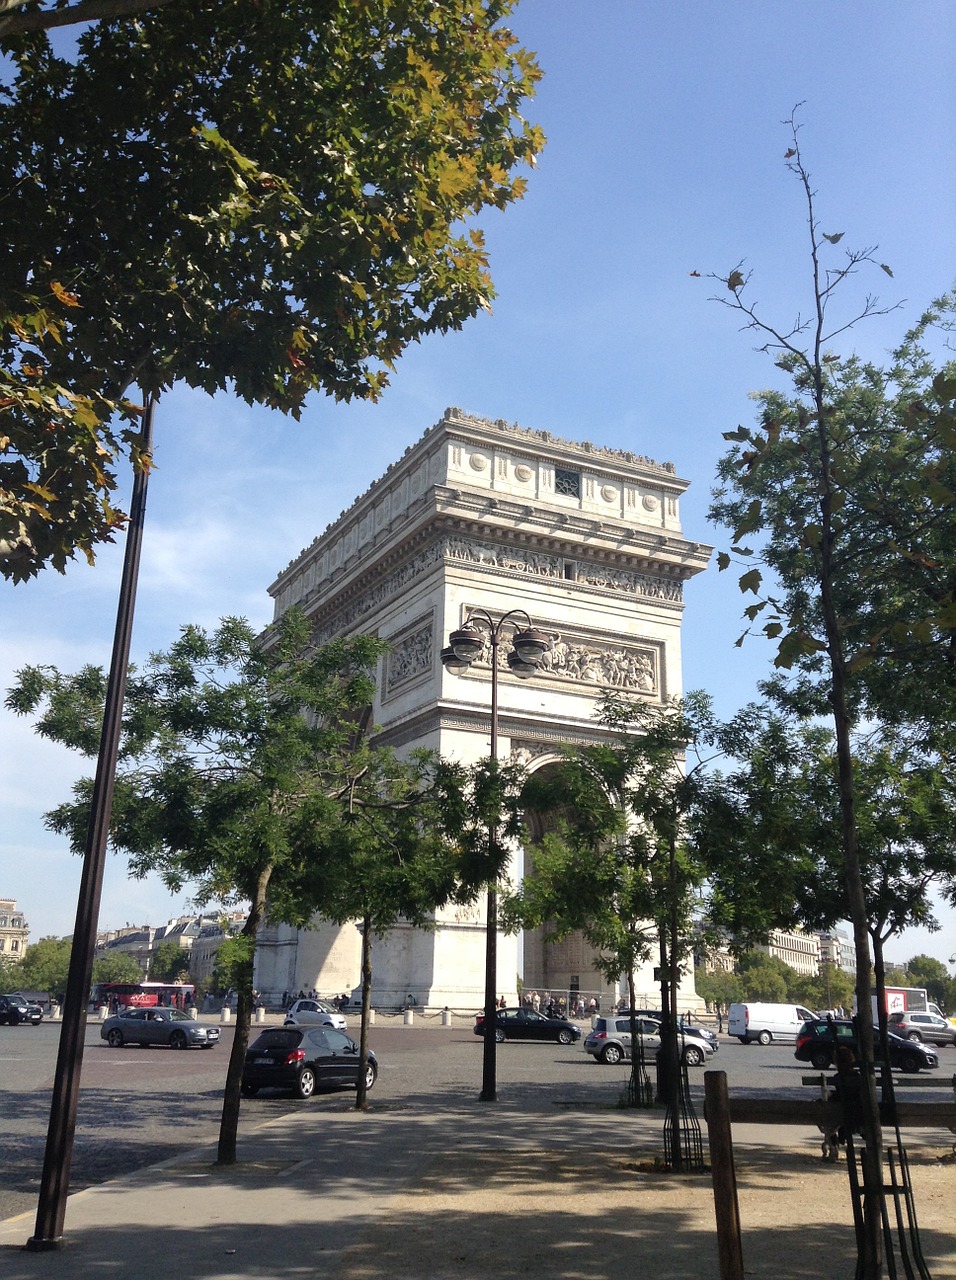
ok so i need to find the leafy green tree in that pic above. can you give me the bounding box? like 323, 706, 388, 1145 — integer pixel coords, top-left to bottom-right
18, 935, 73, 995
509, 691, 741, 1156
735, 952, 793, 1003
705, 113, 956, 1273
91, 950, 144, 985
148, 939, 191, 984
0, 1, 544, 578
0, 954, 22, 990
210, 935, 248, 1000
7, 609, 478, 1158
691, 967, 744, 1016
903, 954, 953, 1010
295, 752, 500, 1107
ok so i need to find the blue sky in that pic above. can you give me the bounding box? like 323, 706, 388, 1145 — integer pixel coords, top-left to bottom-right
2, 1, 954, 968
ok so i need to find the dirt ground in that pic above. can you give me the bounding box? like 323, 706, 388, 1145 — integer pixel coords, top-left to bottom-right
332, 1131, 956, 1280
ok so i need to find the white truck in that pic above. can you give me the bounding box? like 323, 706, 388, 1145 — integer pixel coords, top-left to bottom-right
863, 987, 950, 1023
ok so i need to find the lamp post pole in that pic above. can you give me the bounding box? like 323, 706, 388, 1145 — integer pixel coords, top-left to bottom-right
441, 609, 548, 1103
28, 394, 155, 1249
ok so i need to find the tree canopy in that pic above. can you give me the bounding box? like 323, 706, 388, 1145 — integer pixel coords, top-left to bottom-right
704, 112, 955, 1274
7, 608, 489, 1153
0, 0, 544, 578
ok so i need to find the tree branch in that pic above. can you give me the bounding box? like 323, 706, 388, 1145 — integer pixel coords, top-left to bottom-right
0, 0, 178, 37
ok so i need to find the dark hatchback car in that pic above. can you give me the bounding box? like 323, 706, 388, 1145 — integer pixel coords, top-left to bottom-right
473, 1007, 582, 1045
0, 994, 43, 1025
794, 1018, 939, 1073
242, 1026, 378, 1099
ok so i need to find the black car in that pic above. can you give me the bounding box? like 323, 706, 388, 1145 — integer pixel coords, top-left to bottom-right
794, 1018, 939, 1073
0, 994, 43, 1026
242, 1026, 378, 1098
473, 1007, 582, 1045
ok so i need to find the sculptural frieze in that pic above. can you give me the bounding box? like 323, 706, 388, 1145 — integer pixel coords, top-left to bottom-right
385, 621, 434, 695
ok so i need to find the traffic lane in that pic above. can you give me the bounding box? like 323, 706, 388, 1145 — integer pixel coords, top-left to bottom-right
0, 1023, 250, 1225
4, 1023, 943, 1224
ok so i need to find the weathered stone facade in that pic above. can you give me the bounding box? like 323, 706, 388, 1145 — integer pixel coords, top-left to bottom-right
255, 408, 711, 1011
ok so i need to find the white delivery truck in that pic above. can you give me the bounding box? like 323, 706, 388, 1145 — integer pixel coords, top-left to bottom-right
728, 1002, 817, 1045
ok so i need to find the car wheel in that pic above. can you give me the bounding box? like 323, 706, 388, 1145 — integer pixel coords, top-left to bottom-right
8, 1012, 20, 1027
810, 1049, 832, 1070
757, 1030, 772, 1046
899, 1053, 921, 1074
241, 1083, 259, 1097
494, 1027, 506, 1043
906, 1031, 922, 1042
169, 1030, 188, 1050
297, 1067, 317, 1099
557, 1028, 573, 1045
363, 1061, 378, 1091
683, 1045, 704, 1067
601, 1044, 624, 1065
107, 1028, 124, 1048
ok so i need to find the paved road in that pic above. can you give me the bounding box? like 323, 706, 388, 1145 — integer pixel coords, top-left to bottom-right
3, 1016, 951, 1227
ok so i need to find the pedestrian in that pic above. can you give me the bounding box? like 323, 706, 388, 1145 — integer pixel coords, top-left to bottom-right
717, 1006, 723, 1034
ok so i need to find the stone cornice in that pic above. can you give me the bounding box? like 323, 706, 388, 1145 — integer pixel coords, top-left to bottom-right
290, 528, 698, 648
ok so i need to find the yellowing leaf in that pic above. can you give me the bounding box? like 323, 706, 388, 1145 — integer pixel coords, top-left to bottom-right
727, 270, 745, 291
50, 281, 80, 307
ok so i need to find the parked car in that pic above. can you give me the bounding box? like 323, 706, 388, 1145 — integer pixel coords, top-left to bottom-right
474, 1007, 582, 1045
0, 994, 43, 1026
100, 1007, 220, 1049
242, 1026, 377, 1098
794, 1018, 939, 1073
283, 997, 347, 1031
584, 1015, 719, 1067
886, 1011, 956, 1047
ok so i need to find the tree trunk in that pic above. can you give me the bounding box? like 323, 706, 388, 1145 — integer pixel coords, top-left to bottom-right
217, 863, 272, 1165
355, 914, 373, 1111
813, 390, 883, 1276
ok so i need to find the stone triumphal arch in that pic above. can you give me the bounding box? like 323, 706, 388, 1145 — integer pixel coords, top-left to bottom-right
253, 408, 711, 1011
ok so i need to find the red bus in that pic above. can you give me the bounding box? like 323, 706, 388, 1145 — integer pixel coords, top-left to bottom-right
93, 981, 195, 1012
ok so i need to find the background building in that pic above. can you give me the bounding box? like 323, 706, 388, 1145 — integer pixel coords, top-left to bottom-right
0, 898, 29, 963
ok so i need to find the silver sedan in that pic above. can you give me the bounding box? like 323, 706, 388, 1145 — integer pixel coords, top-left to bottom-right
100, 1007, 220, 1049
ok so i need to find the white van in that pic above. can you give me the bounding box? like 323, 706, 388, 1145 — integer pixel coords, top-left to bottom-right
728, 1002, 816, 1045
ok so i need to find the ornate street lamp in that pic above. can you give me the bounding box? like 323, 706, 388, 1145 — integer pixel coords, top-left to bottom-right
441, 608, 548, 1101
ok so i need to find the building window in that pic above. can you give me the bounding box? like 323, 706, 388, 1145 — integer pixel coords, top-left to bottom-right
554, 467, 581, 499
0, 939, 5, 951
11, 940, 18, 951
0, 917, 6, 927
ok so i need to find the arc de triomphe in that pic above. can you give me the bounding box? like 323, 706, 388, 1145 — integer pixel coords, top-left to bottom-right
253, 407, 711, 1011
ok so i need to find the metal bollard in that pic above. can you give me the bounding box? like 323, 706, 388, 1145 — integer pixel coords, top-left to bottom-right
442, 1007, 452, 1027
220, 1006, 232, 1023
403, 1007, 414, 1025
255, 1005, 266, 1023
368, 1008, 376, 1026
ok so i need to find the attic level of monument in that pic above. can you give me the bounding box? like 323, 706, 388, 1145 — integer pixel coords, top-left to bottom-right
268, 407, 711, 624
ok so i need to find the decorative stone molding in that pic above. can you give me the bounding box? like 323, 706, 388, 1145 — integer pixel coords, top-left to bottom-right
301, 533, 685, 644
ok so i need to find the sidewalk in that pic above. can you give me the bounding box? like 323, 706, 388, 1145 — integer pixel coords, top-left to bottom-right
2, 1088, 954, 1279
